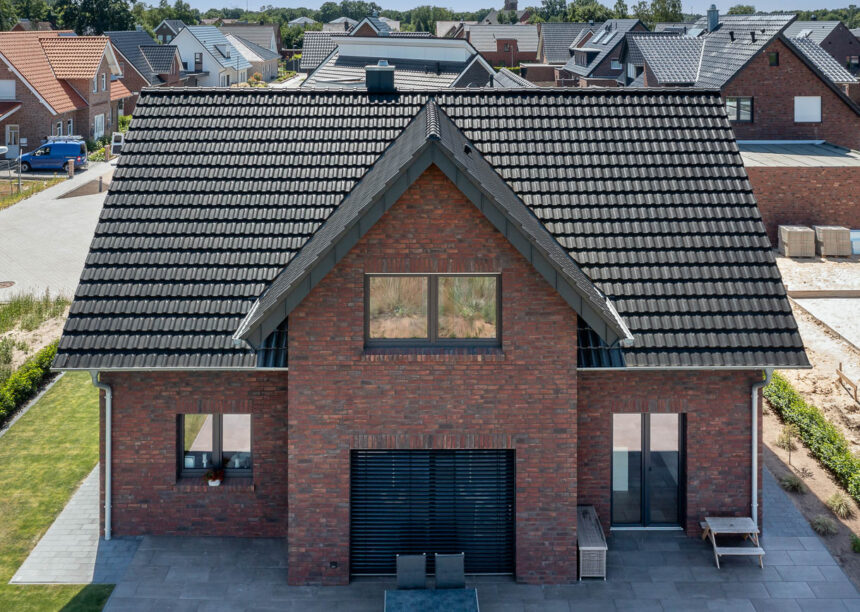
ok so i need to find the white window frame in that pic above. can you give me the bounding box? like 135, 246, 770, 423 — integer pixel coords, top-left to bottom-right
92, 76, 98, 93
67, 118, 73, 135
0, 80, 14, 99
794, 96, 821, 123
6, 124, 19, 146
56, 121, 62, 136
101, 73, 107, 91
610, 58, 622, 70
94, 114, 105, 139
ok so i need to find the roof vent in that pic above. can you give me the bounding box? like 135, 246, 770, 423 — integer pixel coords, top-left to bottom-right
366, 59, 395, 93
750, 30, 756, 42
707, 4, 719, 32
729, 31, 735, 42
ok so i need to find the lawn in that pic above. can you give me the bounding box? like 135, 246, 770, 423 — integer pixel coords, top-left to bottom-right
0, 371, 112, 611
0, 178, 65, 212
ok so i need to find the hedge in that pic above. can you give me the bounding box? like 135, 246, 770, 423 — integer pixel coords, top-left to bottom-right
0, 341, 57, 426
765, 372, 860, 503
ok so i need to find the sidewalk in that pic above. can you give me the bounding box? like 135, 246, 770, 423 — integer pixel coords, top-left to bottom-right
0, 160, 113, 300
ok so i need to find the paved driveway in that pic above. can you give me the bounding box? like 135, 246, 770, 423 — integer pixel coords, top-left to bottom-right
0, 162, 111, 300
97, 469, 859, 611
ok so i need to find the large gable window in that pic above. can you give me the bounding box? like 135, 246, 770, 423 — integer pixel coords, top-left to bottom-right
366, 274, 499, 346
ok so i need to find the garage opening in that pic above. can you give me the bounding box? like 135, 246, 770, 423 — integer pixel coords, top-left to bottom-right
350, 449, 515, 575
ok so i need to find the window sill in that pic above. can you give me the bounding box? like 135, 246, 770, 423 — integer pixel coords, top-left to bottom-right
174, 477, 255, 492
362, 347, 505, 362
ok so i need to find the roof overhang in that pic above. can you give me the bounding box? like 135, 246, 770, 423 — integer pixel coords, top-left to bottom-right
233, 100, 633, 350
0, 101, 21, 122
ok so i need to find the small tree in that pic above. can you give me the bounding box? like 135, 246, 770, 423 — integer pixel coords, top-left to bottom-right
778, 423, 800, 465
613, 0, 628, 18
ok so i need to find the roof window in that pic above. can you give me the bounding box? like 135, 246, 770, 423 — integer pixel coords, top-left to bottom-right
257, 319, 287, 367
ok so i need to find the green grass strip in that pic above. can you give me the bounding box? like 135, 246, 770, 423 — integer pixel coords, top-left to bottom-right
0, 371, 112, 610
765, 372, 860, 503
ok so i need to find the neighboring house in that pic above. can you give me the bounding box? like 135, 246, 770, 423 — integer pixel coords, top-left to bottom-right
556, 19, 647, 87
323, 17, 358, 33
219, 23, 281, 56
653, 22, 696, 33
299, 28, 433, 73
302, 36, 502, 89
54, 87, 807, 587
170, 26, 251, 87
522, 22, 596, 84
107, 30, 186, 113
436, 20, 477, 38
201, 18, 238, 26
224, 33, 279, 81
288, 17, 317, 27
11, 19, 53, 31
618, 30, 680, 86
154, 19, 186, 44
740, 141, 860, 244
456, 24, 539, 68
0, 31, 130, 158
635, 11, 860, 150
379, 17, 400, 31
350, 12, 395, 37
481, 0, 532, 25
784, 21, 860, 74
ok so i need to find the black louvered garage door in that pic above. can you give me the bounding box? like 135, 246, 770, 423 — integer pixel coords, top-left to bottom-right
350, 449, 515, 575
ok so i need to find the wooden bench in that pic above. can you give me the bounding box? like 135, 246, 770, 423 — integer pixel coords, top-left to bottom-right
702, 517, 764, 569
577, 505, 607, 580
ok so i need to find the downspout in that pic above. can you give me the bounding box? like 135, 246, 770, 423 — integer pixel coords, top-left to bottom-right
90, 371, 112, 541
751, 368, 773, 530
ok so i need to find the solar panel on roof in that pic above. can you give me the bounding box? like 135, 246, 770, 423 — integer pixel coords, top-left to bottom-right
603, 32, 616, 45
798, 28, 812, 38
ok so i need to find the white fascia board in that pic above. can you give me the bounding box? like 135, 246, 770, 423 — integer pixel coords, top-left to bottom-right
0, 53, 56, 114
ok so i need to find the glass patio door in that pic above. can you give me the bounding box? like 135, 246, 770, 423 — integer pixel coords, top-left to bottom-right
612, 413, 684, 527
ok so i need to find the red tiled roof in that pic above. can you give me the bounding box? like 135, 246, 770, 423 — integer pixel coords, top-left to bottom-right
0, 31, 106, 114
40, 36, 110, 79
110, 79, 132, 101
0, 101, 21, 121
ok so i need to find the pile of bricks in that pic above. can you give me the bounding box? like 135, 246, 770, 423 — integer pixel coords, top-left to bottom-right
813, 225, 852, 257
778, 225, 815, 257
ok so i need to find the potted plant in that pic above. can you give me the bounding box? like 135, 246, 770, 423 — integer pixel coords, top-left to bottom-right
204, 468, 225, 487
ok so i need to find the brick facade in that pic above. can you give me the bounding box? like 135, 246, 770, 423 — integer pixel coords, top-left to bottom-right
724, 38, 860, 150
98, 371, 289, 537
817, 23, 860, 75
577, 369, 762, 534
287, 164, 579, 585
746, 165, 860, 244
475, 39, 537, 67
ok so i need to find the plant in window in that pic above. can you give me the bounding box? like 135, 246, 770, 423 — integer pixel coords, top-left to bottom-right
204, 468, 225, 486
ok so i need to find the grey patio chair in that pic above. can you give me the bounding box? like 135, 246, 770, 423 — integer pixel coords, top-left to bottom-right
396, 553, 427, 589
434, 553, 465, 589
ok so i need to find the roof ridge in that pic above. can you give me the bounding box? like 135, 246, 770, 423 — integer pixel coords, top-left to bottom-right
425, 98, 440, 140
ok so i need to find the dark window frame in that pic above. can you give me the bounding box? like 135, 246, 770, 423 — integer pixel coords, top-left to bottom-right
725, 96, 754, 123
177, 414, 253, 478
364, 273, 502, 348
768, 51, 779, 66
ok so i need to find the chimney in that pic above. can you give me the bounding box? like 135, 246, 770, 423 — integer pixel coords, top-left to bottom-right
750, 30, 756, 42
707, 4, 719, 32
366, 60, 395, 93
729, 31, 735, 42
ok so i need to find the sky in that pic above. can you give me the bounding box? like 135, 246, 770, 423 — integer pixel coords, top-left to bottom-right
187, 0, 843, 17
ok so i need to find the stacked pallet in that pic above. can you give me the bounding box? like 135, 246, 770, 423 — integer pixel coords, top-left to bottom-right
778, 225, 815, 257
813, 226, 852, 257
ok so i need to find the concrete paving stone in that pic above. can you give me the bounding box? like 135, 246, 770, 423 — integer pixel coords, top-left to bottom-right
707, 598, 756, 612
179, 581, 231, 600
775, 565, 827, 582
649, 565, 694, 582
720, 581, 770, 598
661, 599, 715, 612
524, 600, 570, 612
788, 550, 838, 566
105, 597, 201, 612
810, 581, 860, 598
675, 581, 725, 599
630, 581, 679, 599
797, 598, 849, 611
843, 600, 860, 611
757, 550, 796, 566
765, 581, 817, 598
475, 603, 526, 612
607, 565, 652, 582
688, 566, 735, 582
726, 566, 785, 582
492, 583, 545, 601
820, 565, 855, 582
165, 566, 211, 583
751, 599, 803, 612
133, 581, 184, 598
585, 581, 634, 599
540, 585, 590, 600
614, 598, 661, 611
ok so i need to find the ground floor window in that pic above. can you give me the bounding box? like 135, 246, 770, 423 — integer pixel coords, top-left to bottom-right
350, 449, 515, 575
55, 121, 62, 136
94, 114, 104, 139
612, 413, 685, 527
67, 118, 73, 136
178, 414, 252, 477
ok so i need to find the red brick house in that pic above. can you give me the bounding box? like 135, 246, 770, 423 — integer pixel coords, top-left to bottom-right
55, 88, 808, 586
785, 20, 860, 75
556, 19, 647, 87
0, 31, 132, 158
635, 12, 860, 150
456, 24, 538, 68
106, 30, 186, 114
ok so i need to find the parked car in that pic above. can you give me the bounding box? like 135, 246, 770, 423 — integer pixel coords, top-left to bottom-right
20, 140, 88, 172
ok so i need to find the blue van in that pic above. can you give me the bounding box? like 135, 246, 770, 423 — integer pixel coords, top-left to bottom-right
20, 140, 88, 172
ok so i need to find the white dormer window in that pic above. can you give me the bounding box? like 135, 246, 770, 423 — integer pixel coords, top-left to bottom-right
101, 73, 106, 91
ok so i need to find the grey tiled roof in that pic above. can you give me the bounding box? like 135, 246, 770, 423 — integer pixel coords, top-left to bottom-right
226, 34, 281, 62
789, 36, 857, 83
654, 22, 695, 32
465, 24, 539, 53
55, 88, 808, 371
183, 26, 252, 72
634, 35, 702, 84
163, 19, 186, 34
303, 55, 475, 89
492, 67, 535, 87
562, 19, 642, 77
140, 45, 177, 74
693, 14, 793, 89
784, 21, 841, 44
219, 24, 278, 51
538, 22, 594, 64
300, 32, 345, 71
106, 30, 159, 85
624, 31, 679, 66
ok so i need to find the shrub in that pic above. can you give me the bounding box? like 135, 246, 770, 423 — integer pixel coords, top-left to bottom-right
0, 337, 12, 365
765, 373, 860, 506
252, 72, 263, 81
811, 515, 839, 536
851, 533, 860, 553
779, 473, 807, 493
88, 148, 105, 162
119, 115, 132, 133
0, 341, 57, 425
827, 492, 855, 519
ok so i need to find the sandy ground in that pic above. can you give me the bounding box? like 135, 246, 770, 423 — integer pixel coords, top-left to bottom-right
777, 255, 860, 292
1, 307, 68, 369
795, 298, 860, 349
763, 409, 860, 585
